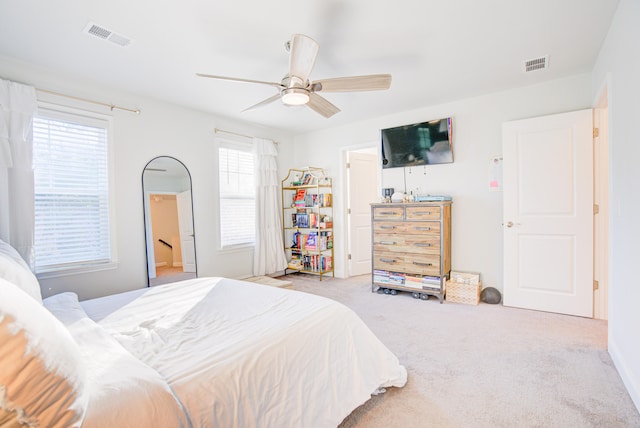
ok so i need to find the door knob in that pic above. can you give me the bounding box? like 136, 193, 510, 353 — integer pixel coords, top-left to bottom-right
505, 221, 514, 228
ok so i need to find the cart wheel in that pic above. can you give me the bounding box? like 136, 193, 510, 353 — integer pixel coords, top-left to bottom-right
420, 294, 429, 300
390, 289, 397, 295
383, 288, 391, 294
376, 288, 385, 294
412, 292, 420, 299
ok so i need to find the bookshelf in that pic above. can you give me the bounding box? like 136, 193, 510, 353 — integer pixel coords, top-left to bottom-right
281, 167, 334, 280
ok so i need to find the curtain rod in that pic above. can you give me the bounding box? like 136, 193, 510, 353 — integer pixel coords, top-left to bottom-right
214, 128, 278, 144
214, 128, 253, 139
36, 88, 141, 114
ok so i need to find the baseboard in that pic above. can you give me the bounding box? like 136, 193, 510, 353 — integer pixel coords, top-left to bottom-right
609, 337, 640, 413
173, 262, 183, 267
155, 261, 167, 267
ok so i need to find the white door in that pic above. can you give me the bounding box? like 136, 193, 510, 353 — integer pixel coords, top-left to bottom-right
347, 151, 379, 276
502, 109, 593, 317
177, 190, 196, 273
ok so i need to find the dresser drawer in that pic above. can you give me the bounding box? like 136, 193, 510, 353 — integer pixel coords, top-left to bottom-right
400, 221, 441, 235
404, 235, 440, 254
373, 235, 407, 254
403, 253, 441, 276
372, 206, 404, 220
372, 251, 406, 272
373, 234, 440, 254
406, 205, 440, 220
373, 221, 402, 233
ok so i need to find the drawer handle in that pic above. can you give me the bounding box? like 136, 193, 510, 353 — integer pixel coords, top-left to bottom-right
379, 225, 396, 229
380, 258, 396, 263
414, 211, 432, 215
414, 243, 432, 247
380, 241, 396, 245
378, 211, 396, 215
412, 261, 433, 266
415, 227, 432, 231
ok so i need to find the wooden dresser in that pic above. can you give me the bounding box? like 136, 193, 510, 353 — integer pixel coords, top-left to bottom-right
370, 201, 451, 303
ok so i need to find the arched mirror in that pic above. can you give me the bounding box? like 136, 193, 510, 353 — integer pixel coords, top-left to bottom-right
142, 156, 197, 286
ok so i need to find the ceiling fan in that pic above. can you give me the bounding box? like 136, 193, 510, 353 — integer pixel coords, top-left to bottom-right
196, 34, 392, 118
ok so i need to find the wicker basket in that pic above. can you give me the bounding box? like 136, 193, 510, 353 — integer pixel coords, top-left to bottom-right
446, 280, 481, 305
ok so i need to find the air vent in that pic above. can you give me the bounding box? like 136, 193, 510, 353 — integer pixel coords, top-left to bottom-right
83, 22, 131, 47
524, 55, 549, 72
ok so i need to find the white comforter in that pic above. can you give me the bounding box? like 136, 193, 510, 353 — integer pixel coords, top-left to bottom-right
79, 277, 407, 427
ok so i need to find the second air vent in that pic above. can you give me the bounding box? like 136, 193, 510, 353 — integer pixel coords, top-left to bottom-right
84, 22, 131, 47
524, 55, 549, 72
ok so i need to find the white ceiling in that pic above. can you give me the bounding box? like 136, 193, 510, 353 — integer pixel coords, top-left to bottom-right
0, 0, 618, 135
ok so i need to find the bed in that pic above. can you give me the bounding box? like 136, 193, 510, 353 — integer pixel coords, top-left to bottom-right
0, 239, 407, 427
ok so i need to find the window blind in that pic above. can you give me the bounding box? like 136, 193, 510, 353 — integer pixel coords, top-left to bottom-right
218, 146, 255, 247
33, 113, 111, 271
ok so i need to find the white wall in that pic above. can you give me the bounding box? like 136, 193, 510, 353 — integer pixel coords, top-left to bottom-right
591, 0, 640, 412
0, 56, 294, 300
291, 74, 593, 289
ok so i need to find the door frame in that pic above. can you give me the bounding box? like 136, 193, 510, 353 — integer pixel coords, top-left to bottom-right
593, 75, 611, 320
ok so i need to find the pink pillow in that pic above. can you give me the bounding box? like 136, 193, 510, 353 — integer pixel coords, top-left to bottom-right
0, 278, 87, 427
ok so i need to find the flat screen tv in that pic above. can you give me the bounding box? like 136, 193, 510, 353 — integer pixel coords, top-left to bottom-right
381, 117, 453, 169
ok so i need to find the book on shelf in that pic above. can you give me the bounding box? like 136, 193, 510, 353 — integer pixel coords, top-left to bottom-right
302, 172, 314, 185
294, 188, 306, 200
305, 232, 318, 250
292, 231, 301, 249
294, 189, 307, 208
374, 270, 391, 284
388, 272, 405, 285
287, 259, 302, 270
302, 254, 332, 272
309, 193, 333, 207
295, 213, 309, 228
319, 230, 333, 249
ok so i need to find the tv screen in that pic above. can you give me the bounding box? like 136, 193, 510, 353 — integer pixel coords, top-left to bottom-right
381, 117, 453, 169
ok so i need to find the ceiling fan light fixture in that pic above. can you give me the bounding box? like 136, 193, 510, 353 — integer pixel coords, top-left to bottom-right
281, 88, 310, 106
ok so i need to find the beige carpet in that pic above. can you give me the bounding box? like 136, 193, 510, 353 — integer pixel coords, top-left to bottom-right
244, 275, 293, 288
281, 273, 640, 428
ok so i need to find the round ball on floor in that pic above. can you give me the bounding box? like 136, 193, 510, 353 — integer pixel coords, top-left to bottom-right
480, 287, 502, 304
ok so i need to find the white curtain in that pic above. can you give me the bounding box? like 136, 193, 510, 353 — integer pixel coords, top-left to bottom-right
253, 137, 287, 276
0, 79, 38, 266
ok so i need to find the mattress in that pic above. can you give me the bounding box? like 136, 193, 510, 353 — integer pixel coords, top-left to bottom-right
79, 277, 407, 427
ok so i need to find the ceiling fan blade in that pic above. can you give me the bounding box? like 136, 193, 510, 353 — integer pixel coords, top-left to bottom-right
307, 93, 340, 118
196, 73, 283, 89
312, 74, 392, 92
288, 34, 319, 84
242, 94, 281, 112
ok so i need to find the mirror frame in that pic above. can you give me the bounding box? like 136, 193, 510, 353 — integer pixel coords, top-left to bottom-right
142, 156, 197, 286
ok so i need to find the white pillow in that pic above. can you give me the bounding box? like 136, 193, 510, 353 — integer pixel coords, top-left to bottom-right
0, 239, 42, 303
0, 278, 88, 427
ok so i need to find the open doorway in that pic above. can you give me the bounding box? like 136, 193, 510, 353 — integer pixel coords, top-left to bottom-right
344, 146, 380, 277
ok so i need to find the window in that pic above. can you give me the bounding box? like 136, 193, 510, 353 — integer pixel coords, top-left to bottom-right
218, 144, 255, 247
32, 107, 113, 273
